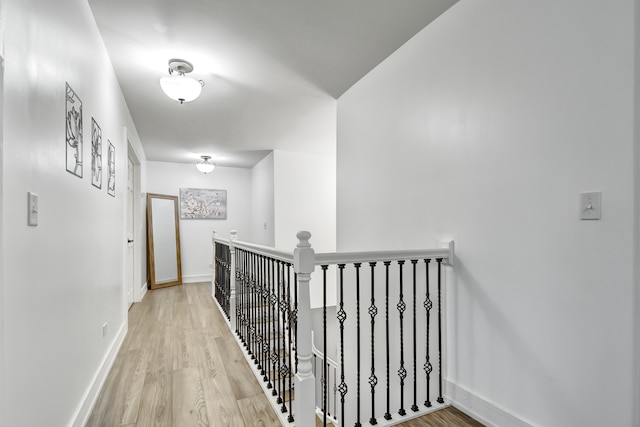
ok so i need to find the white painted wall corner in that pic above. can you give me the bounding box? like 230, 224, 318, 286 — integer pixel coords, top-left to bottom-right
446, 381, 536, 427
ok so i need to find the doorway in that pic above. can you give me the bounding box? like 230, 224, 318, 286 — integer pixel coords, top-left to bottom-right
126, 136, 142, 306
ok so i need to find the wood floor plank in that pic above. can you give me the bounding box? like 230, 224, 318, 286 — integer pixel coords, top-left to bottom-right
136, 358, 173, 427
215, 334, 264, 399
237, 394, 280, 427
201, 375, 245, 427
85, 349, 136, 427
395, 406, 485, 427
172, 367, 210, 427
173, 327, 199, 370
120, 346, 151, 425
194, 329, 227, 380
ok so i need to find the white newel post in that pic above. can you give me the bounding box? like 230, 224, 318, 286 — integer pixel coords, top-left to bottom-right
229, 230, 238, 332
293, 231, 316, 426
211, 230, 217, 298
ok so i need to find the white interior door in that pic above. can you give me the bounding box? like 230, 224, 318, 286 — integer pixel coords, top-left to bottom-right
126, 156, 135, 308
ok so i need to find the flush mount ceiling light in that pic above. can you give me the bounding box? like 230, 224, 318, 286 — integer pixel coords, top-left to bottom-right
160, 59, 204, 104
196, 155, 215, 174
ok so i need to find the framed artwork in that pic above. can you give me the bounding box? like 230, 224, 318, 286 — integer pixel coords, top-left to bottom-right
180, 188, 227, 219
91, 118, 102, 189
107, 141, 115, 197
65, 82, 83, 178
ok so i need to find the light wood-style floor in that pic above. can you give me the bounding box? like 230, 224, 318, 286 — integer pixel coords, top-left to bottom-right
87, 283, 482, 427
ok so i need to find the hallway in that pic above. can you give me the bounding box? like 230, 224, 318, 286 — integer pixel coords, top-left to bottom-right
86, 283, 482, 426
86, 282, 281, 426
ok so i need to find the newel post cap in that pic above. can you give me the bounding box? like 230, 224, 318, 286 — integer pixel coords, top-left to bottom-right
230, 230, 238, 241
294, 231, 314, 274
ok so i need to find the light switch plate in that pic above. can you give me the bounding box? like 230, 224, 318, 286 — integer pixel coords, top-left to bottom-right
28, 192, 38, 226
580, 191, 601, 220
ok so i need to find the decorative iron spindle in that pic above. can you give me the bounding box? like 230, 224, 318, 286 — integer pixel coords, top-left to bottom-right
411, 260, 418, 413
256, 256, 265, 375
266, 258, 274, 389
238, 249, 246, 346
423, 259, 432, 407
262, 256, 270, 381
250, 253, 257, 362
337, 264, 348, 426
355, 262, 362, 427
397, 260, 407, 417
251, 255, 262, 365
322, 265, 329, 427
368, 262, 378, 425
383, 261, 392, 421
276, 261, 283, 404
293, 272, 298, 374
286, 264, 294, 422
271, 258, 279, 397
436, 258, 444, 404
237, 249, 243, 341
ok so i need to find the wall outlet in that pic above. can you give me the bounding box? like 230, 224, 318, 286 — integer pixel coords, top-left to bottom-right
102, 322, 108, 337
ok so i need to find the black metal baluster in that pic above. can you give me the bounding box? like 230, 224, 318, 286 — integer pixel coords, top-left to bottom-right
279, 261, 288, 412
322, 265, 329, 426
411, 260, 418, 413
271, 258, 278, 397
266, 257, 273, 389
286, 263, 294, 422
258, 255, 265, 375
276, 260, 283, 404
294, 272, 298, 374
337, 264, 348, 426
236, 249, 242, 340
239, 249, 246, 346
255, 255, 261, 365
251, 253, 257, 361
256, 255, 262, 365
423, 259, 432, 407
253, 253, 259, 363
262, 256, 269, 381
355, 262, 362, 427
436, 258, 444, 404
397, 260, 407, 417
368, 262, 378, 425
383, 261, 392, 421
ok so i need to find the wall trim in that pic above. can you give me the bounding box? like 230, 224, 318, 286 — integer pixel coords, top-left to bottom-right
139, 280, 148, 302
183, 274, 212, 284
446, 380, 536, 427
69, 321, 128, 427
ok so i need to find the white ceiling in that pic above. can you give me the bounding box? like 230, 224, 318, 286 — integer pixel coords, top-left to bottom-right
88, 0, 459, 168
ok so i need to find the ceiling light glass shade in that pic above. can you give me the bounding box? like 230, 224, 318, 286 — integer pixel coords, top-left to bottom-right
196, 156, 215, 174
160, 75, 203, 103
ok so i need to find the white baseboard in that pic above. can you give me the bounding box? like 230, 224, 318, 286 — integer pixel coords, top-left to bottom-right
139, 281, 148, 301
446, 381, 535, 427
183, 274, 213, 284
70, 321, 128, 427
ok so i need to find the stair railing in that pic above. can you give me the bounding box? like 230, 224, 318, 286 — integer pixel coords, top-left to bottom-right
212, 230, 454, 427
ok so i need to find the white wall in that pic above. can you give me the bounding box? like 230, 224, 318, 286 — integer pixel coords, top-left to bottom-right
273, 149, 336, 252
337, 1, 636, 426
251, 152, 275, 246
273, 149, 337, 308
146, 161, 252, 282
1, 0, 145, 426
